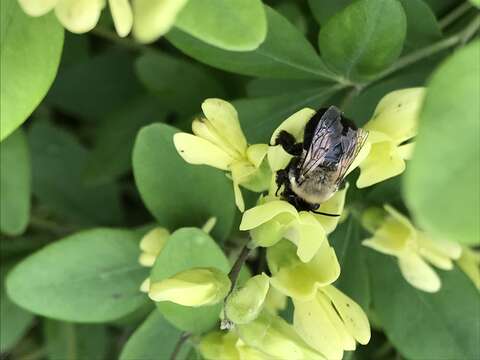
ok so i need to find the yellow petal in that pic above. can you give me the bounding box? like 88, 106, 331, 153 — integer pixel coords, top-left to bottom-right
285, 212, 327, 263
416, 233, 461, 270
18, 0, 59, 16
313, 184, 349, 234
365, 88, 425, 144
139, 277, 150, 293
232, 173, 245, 213
322, 286, 371, 345
356, 141, 406, 188
139, 227, 170, 255
293, 296, 344, 360
398, 253, 441, 292
456, 247, 480, 289
247, 144, 269, 168
270, 108, 316, 144
225, 274, 270, 324
108, 0, 133, 37
202, 98, 248, 155
345, 140, 371, 176
397, 142, 415, 160
239, 200, 298, 231
200, 331, 240, 360
138, 252, 156, 267
192, 118, 240, 159
264, 287, 287, 314
173, 133, 233, 170
132, 0, 188, 43
267, 145, 292, 173
55, 0, 104, 33
149, 267, 231, 306
236, 339, 272, 360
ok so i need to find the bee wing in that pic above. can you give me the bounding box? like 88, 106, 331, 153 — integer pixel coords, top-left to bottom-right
333, 128, 369, 186
300, 106, 343, 176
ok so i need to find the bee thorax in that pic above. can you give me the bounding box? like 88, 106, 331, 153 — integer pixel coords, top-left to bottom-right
288, 169, 337, 205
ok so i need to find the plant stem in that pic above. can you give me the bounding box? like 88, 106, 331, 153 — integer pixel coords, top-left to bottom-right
170, 332, 191, 360
439, 2, 473, 30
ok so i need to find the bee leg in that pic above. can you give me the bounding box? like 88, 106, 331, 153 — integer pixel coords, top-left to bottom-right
275, 169, 288, 196
272, 131, 303, 156
311, 207, 341, 217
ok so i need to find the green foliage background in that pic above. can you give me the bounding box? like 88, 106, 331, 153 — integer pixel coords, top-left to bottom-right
1, 0, 479, 359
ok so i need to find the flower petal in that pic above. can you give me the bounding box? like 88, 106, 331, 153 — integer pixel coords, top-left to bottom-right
356, 141, 406, 188
456, 247, 480, 289
397, 142, 415, 160
417, 233, 461, 270
18, 0, 59, 16
246, 144, 269, 168
365, 88, 425, 144
270, 108, 316, 144
139, 227, 170, 255
108, 0, 133, 37
138, 252, 156, 267
139, 277, 150, 293
173, 133, 233, 170
192, 119, 240, 159
132, 0, 188, 43
322, 286, 371, 345
202, 98, 248, 155
239, 200, 298, 231
286, 212, 327, 262
200, 331, 240, 360
55, 0, 104, 34
313, 184, 349, 234
398, 253, 441, 292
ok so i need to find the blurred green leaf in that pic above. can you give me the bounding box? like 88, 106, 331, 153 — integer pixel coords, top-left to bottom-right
0, 262, 34, 353
132, 124, 236, 241
318, 0, 407, 81
176, 0, 267, 51
275, 1, 308, 34
423, 0, 465, 15
84, 96, 165, 186
134, 52, 225, 116
405, 41, 480, 245
0, 0, 64, 140
150, 228, 230, 333
120, 311, 191, 360
6, 228, 149, 322
368, 252, 480, 359
44, 320, 107, 360
46, 49, 143, 122
246, 79, 325, 97
307, 0, 351, 25
0, 130, 30, 236
29, 122, 123, 226
400, 0, 442, 52
168, 6, 334, 80
329, 217, 370, 309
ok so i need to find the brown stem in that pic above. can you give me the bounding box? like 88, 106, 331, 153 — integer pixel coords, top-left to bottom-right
170, 332, 191, 360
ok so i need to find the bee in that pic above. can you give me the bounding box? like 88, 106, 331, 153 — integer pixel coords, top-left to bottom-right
274, 106, 368, 217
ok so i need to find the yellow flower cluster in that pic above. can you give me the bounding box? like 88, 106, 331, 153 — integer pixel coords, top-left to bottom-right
18, 0, 188, 42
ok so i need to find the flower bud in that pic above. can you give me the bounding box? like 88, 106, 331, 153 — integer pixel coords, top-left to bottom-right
138, 227, 170, 267
225, 274, 270, 325
148, 267, 231, 307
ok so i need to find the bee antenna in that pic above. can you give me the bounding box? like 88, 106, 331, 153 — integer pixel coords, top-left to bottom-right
311, 210, 340, 217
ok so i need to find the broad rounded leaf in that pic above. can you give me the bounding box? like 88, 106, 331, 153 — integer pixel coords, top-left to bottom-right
132, 123, 236, 241
404, 41, 480, 245
6, 229, 149, 322
307, 0, 351, 25
318, 0, 407, 81
150, 228, 230, 333
175, 0, 267, 51
0, 130, 30, 236
368, 252, 480, 359
168, 6, 334, 80
0, 0, 64, 140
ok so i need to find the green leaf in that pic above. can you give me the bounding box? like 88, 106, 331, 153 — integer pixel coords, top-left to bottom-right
400, 0, 441, 52
404, 41, 480, 245
120, 311, 191, 360
134, 52, 225, 117
0, 0, 64, 141
175, 0, 267, 51
44, 320, 107, 360
150, 228, 230, 333
6, 228, 149, 322
236, 86, 342, 143
0, 130, 30, 236
329, 217, 370, 309
132, 123, 236, 241
307, 0, 351, 25
368, 252, 480, 359
167, 6, 334, 80
0, 262, 34, 353
29, 122, 123, 226
246, 79, 326, 97
84, 96, 166, 186
318, 0, 407, 81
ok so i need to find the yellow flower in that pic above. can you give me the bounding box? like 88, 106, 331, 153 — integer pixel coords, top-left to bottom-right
362, 205, 462, 292
138, 227, 170, 267
237, 312, 325, 360
225, 273, 270, 325
357, 88, 426, 188
293, 286, 371, 360
240, 185, 348, 263
174, 99, 271, 212
264, 286, 287, 314
148, 267, 231, 307
456, 247, 480, 290
18, 0, 188, 41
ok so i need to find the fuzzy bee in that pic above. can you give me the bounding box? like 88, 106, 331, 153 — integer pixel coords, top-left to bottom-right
274, 106, 368, 217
